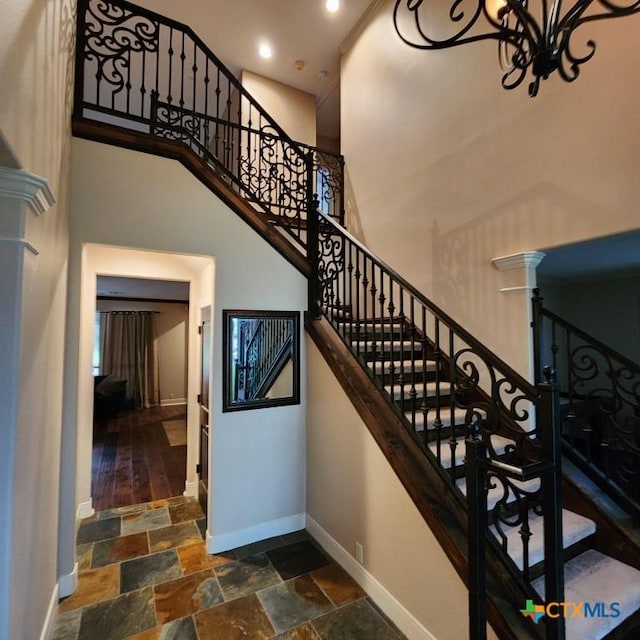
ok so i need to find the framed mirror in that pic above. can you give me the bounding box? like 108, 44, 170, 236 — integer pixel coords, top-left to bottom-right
222, 310, 300, 412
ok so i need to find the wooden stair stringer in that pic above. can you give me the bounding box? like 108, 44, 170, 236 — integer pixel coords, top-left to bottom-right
306, 314, 541, 640
72, 117, 310, 278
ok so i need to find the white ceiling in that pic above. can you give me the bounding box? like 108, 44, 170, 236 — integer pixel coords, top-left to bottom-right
134, 0, 376, 140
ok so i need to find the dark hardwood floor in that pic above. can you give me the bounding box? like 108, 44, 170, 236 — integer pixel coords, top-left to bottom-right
92, 405, 187, 512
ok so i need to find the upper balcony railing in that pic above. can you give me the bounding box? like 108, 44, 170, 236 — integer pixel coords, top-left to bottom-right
74, 0, 344, 251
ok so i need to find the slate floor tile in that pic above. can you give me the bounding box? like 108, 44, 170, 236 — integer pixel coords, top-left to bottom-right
153, 569, 223, 623
52, 609, 82, 640
267, 540, 331, 580
77, 588, 155, 640
177, 541, 234, 575
273, 622, 322, 640
233, 535, 287, 560
121, 508, 171, 535
258, 574, 334, 634
127, 615, 199, 640
311, 563, 366, 607
76, 543, 93, 571
92, 531, 149, 567
58, 564, 120, 613
98, 503, 146, 520
76, 517, 121, 544
194, 593, 275, 640
121, 549, 182, 592
311, 599, 400, 640
168, 499, 204, 524
215, 553, 282, 600
148, 521, 202, 553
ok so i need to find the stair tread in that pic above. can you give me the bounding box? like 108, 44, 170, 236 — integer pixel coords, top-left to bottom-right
533, 549, 640, 640
353, 339, 421, 350
407, 407, 479, 431
489, 509, 596, 570
369, 359, 436, 374
385, 381, 452, 400
429, 434, 513, 469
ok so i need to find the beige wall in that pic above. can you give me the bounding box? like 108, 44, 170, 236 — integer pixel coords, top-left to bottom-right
0, 0, 74, 638
97, 299, 190, 404
341, 2, 640, 377
241, 70, 317, 146
68, 139, 308, 555
306, 339, 497, 640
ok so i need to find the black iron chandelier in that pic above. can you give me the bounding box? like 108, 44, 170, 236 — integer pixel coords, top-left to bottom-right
393, 0, 640, 96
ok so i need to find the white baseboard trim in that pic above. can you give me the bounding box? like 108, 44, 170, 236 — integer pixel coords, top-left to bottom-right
39, 582, 59, 640
58, 561, 78, 599
306, 516, 437, 640
207, 513, 306, 554
183, 479, 198, 498
160, 398, 187, 407
76, 499, 94, 521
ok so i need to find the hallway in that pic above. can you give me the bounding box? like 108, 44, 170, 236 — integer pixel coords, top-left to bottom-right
53, 496, 407, 640
92, 406, 188, 512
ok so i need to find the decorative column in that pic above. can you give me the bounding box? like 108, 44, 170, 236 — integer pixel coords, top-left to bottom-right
491, 251, 546, 383
0, 166, 56, 614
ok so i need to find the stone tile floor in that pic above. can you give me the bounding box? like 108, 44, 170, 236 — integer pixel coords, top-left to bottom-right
53, 496, 407, 640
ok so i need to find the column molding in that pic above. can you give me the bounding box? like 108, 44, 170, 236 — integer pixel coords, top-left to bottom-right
0, 166, 55, 216
491, 251, 546, 273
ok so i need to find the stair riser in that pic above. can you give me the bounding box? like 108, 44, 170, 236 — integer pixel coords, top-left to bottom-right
390, 395, 455, 413
376, 371, 437, 386
357, 347, 423, 362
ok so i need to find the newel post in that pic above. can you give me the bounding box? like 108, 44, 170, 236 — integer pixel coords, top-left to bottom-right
466, 422, 488, 640
537, 365, 565, 640
306, 152, 321, 319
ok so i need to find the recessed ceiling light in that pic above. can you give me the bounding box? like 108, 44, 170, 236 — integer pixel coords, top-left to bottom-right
258, 42, 273, 59
326, 0, 340, 13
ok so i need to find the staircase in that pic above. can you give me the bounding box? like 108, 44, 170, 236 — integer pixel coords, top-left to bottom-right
346, 314, 640, 640
72, 0, 640, 638
312, 212, 640, 640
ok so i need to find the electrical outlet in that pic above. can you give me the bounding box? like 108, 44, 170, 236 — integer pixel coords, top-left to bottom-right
355, 542, 364, 564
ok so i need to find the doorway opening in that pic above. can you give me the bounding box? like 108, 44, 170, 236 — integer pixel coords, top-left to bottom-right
92, 275, 190, 511
77, 244, 215, 519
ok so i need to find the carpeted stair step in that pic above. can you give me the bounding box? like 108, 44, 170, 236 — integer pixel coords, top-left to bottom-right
489, 509, 596, 570
369, 359, 436, 376
532, 549, 640, 640
406, 407, 478, 432
353, 339, 421, 352
429, 434, 514, 470
385, 381, 452, 401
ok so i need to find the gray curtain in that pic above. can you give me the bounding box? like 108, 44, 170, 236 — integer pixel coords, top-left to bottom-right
99, 311, 160, 409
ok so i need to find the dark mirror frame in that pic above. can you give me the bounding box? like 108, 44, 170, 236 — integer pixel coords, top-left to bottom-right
222, 309, 300, 412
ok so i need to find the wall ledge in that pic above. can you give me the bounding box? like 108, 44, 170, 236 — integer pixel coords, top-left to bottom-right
0, 166, 55, 215
491, 251, 546, 272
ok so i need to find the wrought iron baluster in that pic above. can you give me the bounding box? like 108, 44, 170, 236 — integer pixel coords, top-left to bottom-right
433, 318, 442, 465
408, 297, 417, 434
421, 305, 428, 446
398, 292, 405, 417
167, 27, 174, 105
448, 329, 458, 480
